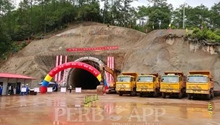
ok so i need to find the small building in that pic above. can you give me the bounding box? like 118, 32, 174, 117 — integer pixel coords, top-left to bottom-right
0, 73, 35, 95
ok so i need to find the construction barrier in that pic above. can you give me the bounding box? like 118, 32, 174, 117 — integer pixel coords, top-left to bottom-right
47, 87, 53, 93
66, 46, 118, 52
60, 87, 66, 93
75, 87, 81, 93
34, 88, 40, 92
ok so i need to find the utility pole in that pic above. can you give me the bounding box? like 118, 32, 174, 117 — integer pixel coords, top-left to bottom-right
183, 2, 185, 29
31, 0, 33, 34
44, 0, 46, 34
103, 0, 109, 23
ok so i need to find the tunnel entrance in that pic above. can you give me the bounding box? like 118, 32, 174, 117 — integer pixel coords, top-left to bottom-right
68, 60, 101, 89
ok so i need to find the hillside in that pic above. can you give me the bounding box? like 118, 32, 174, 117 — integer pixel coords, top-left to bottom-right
1, 22, 220, 90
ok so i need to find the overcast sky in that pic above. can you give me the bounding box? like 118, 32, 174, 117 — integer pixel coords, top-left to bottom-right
14, 0, 219, 9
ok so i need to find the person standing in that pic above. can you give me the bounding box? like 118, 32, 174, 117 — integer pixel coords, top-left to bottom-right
20, 84, 25, 96
25, 84, 29, 95
0, 85, 2, 96
69, 85, 72, 93
13, 86, 16, 95
8, 85, 11, 95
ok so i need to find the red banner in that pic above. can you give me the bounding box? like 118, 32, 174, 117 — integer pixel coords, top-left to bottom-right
66, 46, 119, 52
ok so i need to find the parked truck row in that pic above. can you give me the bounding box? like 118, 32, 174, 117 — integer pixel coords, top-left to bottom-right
114, 71, 214, 100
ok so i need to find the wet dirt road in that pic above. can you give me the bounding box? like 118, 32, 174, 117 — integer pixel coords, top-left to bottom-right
0, 93, 219, 125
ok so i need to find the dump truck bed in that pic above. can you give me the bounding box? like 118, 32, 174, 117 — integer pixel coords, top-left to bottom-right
121, 72, 138, 78
189, 71, 211, 77
164, 71, 184, 76
149, 73, 159, 77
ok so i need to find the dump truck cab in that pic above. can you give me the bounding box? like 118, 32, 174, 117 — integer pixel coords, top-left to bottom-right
116, 72, 138, 96
160, 71, 186, 98
136, 73, 160, 97
186, 71, 214, 100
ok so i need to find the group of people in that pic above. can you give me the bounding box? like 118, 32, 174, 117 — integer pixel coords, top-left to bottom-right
20, 84, 29, 96
0, 84, 29, 96
0, 82, 74, 95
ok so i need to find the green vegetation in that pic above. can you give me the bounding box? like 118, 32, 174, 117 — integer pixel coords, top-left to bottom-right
187, 29, 220, 43
185, 23, 220, 43
0, 0, 220, 59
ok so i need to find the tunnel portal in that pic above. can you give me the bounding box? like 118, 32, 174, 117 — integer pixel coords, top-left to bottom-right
68, 60, 101, 89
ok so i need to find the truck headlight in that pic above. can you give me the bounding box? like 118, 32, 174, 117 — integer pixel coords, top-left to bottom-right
203, 91, 208, 94
186, 90, 191, 93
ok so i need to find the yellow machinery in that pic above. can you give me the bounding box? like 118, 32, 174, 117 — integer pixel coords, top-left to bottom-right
136, 73, 160, 97
96, 65, 120, 94
160, 71, 186, 98
186, 71, 214, 100
116, 72, 138, 96
102, 65, 121, 94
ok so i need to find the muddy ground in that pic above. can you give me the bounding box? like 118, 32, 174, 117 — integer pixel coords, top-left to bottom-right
0, 92, 219, 125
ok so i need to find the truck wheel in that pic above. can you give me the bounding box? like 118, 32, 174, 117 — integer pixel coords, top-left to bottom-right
187, 94, 191, 100
207, 93, 211, 100
178, 91, 183, 99
162, 93, 166, 98
139, 93, 143, 97
211, 89, 214, 99
153, 89, 158, 97
130, 91, 136, 96
119, 92, 123, 96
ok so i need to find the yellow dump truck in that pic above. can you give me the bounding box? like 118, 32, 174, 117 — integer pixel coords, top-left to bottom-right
186, 71, 214, 100
160, 71, 186, 98
136, 73, 160, 97
116, 72, 138, 96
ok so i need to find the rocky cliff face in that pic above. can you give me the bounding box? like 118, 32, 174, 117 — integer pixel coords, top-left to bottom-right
123, 35, 220, 90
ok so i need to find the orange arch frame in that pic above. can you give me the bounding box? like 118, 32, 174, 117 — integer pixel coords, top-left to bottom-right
40, 62, 102, 93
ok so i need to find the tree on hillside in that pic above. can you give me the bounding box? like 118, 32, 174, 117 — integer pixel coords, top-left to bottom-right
185, 4, 210, 29
0, 19, 12, 57
0, 0, 220, 55
136, 0, 172, 31
210, 2, 220, 29
102, 0, 135, 27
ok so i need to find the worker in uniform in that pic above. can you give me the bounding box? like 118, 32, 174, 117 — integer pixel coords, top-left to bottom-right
8, 85, 11, 95
69, 85, 72, 93
25, 84, 29, 95
20, 84, 25, 96
0, 85, 2, 96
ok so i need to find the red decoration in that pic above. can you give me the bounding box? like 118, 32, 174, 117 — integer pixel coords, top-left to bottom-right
66, 46, 119, 52
48, 62, 100, 77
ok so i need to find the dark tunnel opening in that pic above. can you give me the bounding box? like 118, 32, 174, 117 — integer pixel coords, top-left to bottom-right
68, 60, 101, 89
